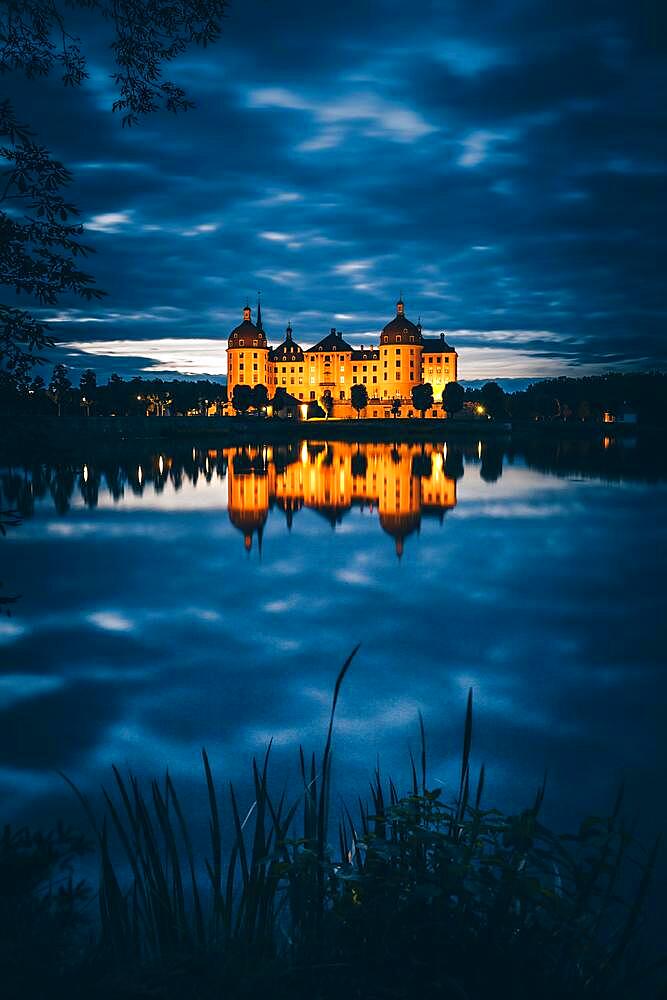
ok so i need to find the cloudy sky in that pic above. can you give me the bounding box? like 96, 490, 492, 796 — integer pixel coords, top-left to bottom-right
10, 0, 667, 383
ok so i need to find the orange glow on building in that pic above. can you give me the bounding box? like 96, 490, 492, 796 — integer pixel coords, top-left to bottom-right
226, 441, 457, 556
226, 297, 458, 418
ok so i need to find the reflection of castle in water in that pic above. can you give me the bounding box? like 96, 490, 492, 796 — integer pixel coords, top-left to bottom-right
227, 442, 457, 558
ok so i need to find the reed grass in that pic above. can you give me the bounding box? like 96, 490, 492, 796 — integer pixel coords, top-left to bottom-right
4, 649, 664, 999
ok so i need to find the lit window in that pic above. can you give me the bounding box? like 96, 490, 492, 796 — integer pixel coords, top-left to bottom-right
310, 376, 315, 384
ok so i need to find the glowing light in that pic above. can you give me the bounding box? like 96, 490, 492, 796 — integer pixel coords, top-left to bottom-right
137, 465, 143, 484
475, 404, 485, 415
82, 464, 89, 482
477, 441, 482, 459
433, 453, 443, 473
301, 442, 308, 465
300, 404, 308, 420
158, 455, 164, 474
192, 448, 196, 460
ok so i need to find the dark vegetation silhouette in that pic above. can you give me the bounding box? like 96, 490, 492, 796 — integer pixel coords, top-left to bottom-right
1, 653, 663, 999
320, 389, 334, 418
250, 383, 269, 414
0, 0, 229, 384
0, 365, 228, 416
231, 384, 252, 416
442, 380, 465, 418
2, 366, 666, 427
411, 381, 434, 417
350, 382, 368, 417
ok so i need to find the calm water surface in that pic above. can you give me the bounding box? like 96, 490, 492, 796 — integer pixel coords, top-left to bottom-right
1, 437, 666, 840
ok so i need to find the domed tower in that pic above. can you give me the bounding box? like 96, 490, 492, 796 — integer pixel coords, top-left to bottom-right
226, 302, 269, 401
377, 442, 421, 558
227, 447, 269, 552
380, 297, 422, 403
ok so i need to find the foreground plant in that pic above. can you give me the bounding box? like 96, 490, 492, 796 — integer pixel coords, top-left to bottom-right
7, 649, 664, 998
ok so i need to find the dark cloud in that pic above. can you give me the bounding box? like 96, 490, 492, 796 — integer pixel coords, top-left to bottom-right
5, 0, 666, 379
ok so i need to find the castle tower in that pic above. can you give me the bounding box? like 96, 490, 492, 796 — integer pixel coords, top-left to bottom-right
379, 297, 422, 404
226, 303, 269, 402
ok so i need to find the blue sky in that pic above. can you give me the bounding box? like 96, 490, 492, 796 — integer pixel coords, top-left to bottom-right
9, 0, 667, 383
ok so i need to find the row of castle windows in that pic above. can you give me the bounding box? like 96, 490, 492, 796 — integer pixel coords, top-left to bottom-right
232, 343, 452, 360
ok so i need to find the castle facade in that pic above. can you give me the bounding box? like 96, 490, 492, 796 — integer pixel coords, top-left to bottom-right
226, 297, 458, 418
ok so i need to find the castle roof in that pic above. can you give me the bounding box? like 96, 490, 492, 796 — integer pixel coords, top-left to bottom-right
307, 329, 354, 352
381, 299, 422, 344
422, 335, 456, 353
272, 387, 302, 408
351, 347, 380, 361
228, 306, 267, 348
270, 322, 304, 361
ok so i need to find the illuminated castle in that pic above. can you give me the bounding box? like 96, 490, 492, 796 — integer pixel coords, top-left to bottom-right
226, 297, 458, 418
226, 441, 457, 558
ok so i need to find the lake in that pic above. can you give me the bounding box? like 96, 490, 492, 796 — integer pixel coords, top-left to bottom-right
1, 434, 666, 846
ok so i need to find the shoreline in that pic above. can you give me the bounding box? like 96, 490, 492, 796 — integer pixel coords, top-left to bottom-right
2, 413, 642, 456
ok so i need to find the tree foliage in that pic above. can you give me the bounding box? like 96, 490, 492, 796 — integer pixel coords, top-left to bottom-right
48, 362, 71, 416
232, 383, 252, 415
320, 389, 334, 418
411, 381, 434, 418
350, 382, 368, 417
0, 0, 229, 381
251, 383, 268, 413
442, 380, 465, 418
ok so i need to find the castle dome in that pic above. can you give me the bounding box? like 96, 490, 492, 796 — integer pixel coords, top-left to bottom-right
381, 297, 422, 345
379, 510, 421, 559
228, 506, 267, 552
228, 305, 268, 349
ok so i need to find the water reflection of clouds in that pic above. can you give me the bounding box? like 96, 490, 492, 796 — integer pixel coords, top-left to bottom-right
88, 610, 134, 632
0, 621, 27, 643
0, 440, 665, 843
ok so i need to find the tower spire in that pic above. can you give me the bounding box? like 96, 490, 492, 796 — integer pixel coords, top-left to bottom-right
256, 291, 263, 331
